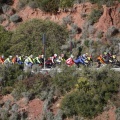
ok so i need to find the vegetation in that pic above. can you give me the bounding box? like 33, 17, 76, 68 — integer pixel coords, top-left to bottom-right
0, 64, 120, 119
36, 0, 59, 13
88, 9, 103, 24
18, 0, 74, 13
0, 15, 6, 23
8, 19, 68, 57
17, 0, 29, 9
17, 0, 120, 13
11, 73, 52, 100
89, 0, 116, 6
61, 68, 120, 118
59, 0, 74, 9
18, 0, 60, 13
0, 64, 25, 95
0, 26, 12, 56
10, 14, 22, 23
53, 66, 78, 95
0, 0, 120, 119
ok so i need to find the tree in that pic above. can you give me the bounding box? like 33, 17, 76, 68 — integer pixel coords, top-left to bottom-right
0, 25, 12, 56
8, 19, 68, 56
34, 0, 59, 13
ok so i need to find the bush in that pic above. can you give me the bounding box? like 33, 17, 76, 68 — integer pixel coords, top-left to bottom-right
12, 73, 52, 100
2, 86, 13, 95
2, 4, 11, 13
88, 9, 103, 24
1, 0, 13, 5
62, 15, 73, 26
88, 25, 96, 35
36, 0, 59, 13
0, 108, 9, 120
0, 64, 30, 96
81, 13, 88, 18
54, 109, 63, 120
8, 19, 68, 56
9, 112, 19, 120
70, 23, 81, 36
106, 26, 119, 38
0, 25, 12, 56
81, 21, 91, 39
61, 68, 120, 118
84, 39, 90, 47
115, 107, 120, 120
0, 15, 6, 23
89, 0, 115, 6
96, 30, 104, 38
10, 14, 22, 23
52, 66, 78, 95
18, 0, 74, 13
74, 0, 87, 4
0, 65, 23, 90
59, 0, 74, 9
61, 91, 104, 118
17, 0, 29, 10
28, 1, 38, 9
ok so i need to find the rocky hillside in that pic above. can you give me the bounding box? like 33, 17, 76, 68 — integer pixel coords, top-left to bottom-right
0, 0, 120, 120
0, 0, 120, 57
1, 0, 120, 40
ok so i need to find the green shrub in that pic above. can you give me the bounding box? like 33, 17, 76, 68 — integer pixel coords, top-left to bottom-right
28, 1, 38, 9
70, 23, 81, 36
8, 19, 68, 57
2, 4, 11, 13
54, 109, 63, 120
36, 0, 59, 13
4, 100, 11, 110
0, 64, 27, 95
88, 9, 103, 24
84, 39, 90, 47
0, 65, 23, 86
0, 15, 6, 23
61, 91, 104, 118
106, 26, 119, 38
12, 73, 52, 100
81, 21, 91, 39
9, 112, 19, 120
2, 86, 13, 95
18, 0, 90, 13
74, 0, 87, 4
115, 107, 120, 120
52, 66, 78, 95
10, 14, 22, 23
88, 25, 96, 35
0, 25, 12, 56
96, 30, 103, 38
59, 0, 74, 9
61, 68, 120, 118
89, 0, 115, 6
0, 108, 9, 120
89, 0, 97, 4
62, 15, 73, 26
17, 0, 29, 10
81, 13, 88, 18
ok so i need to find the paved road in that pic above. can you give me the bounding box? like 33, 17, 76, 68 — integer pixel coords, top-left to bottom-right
38, 67, 120, 74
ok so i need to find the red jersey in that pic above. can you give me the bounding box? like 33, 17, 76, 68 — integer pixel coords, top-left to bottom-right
66, 58, 74, 66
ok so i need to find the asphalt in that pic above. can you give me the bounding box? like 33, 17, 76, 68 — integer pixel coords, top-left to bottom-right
38, 67, 120, 74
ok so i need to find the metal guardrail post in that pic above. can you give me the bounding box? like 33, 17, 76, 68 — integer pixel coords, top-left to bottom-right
42, 34, 46, 69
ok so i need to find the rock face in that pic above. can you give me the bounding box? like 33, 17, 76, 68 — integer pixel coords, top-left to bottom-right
96, 3, 120, 32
